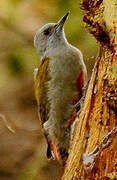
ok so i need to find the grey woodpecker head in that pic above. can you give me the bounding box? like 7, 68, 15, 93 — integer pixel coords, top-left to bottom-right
34, 12, 69, 59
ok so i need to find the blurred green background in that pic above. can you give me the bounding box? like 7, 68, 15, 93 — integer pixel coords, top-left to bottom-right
0, 0, 98, 180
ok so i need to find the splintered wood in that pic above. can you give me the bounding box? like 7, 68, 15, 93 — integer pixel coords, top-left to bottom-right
61, 0, 117, 179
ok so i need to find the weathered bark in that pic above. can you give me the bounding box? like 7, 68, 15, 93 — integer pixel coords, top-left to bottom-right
61, 0, 117, 179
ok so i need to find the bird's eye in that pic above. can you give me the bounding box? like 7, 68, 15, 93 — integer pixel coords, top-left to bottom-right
44, 29, 50, 35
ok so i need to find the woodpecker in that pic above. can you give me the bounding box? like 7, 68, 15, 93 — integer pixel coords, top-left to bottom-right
34, 12, 87, 164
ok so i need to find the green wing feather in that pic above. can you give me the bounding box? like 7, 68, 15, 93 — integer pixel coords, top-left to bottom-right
34, 58, 50, 125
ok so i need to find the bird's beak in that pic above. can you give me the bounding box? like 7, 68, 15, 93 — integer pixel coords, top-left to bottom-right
55, 12, 69, 33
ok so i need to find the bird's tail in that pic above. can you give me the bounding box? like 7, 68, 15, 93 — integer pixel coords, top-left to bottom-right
46, 139, 61, 161
46, 141, 52, 159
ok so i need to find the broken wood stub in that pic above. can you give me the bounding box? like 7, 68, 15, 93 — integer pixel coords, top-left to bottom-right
61, 0, 117, 179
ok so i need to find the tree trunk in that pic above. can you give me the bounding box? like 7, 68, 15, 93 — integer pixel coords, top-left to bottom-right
61, 0, 117, 179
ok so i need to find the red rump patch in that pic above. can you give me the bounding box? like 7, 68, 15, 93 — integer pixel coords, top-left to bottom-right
68, 68, 85, 126
51, 140, 60, 160
77, 68, 84, 91
71, 68, 85, 105
68, 109, 77, 126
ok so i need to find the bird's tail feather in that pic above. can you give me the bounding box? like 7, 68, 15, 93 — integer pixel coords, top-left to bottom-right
46, 141, 52, 159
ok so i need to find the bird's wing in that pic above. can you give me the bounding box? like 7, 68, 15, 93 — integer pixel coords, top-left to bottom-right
34, 58, 50, 125
34, 58, 54, 159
